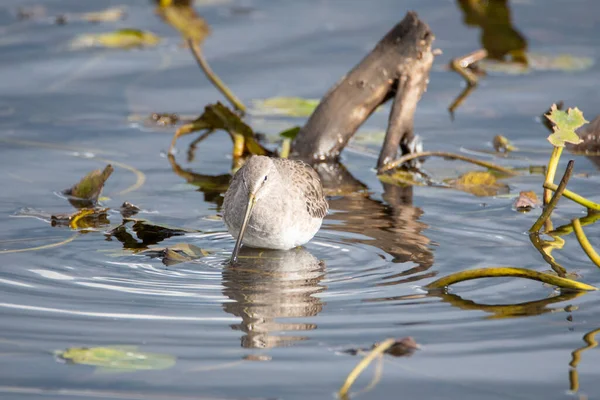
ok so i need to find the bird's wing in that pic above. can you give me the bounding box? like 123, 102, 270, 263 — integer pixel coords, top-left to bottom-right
273, 158, 328, 219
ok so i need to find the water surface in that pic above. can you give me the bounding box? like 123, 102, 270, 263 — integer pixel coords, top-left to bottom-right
1, 1, 600, 399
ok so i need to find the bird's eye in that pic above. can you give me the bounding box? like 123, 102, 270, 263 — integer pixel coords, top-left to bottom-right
264, 176, 268, 182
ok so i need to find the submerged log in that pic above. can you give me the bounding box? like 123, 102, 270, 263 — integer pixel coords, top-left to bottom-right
292, 12, 435, 170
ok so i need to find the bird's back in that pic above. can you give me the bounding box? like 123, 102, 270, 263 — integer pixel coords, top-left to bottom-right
272, 158, 328, 219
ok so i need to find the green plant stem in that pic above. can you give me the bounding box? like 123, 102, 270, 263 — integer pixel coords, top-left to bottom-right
548, 212, 600, 236
280, 138, 291, 159
530, 160, 574, 233
189, 39, 246, 114
543, 182, 600, 211
425, 267, 597, 291
377, 151, 517, 176
572, 218, 600, 268
544, 146, 563, 204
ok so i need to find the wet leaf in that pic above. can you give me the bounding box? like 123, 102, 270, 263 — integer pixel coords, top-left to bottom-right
545, 104, 587, 147
251, 97, 321, 117
492, 135, 517, 153
83, 7, 127, 23
449, 171, 508, 197
149, 112, 180, 126
56, 346, 175, 373
63, 165, 113, 208
141, 243, 209, 266
70, 29, 161, 50
171, 102, 269, 156
513, 191, 540, 212
341, 337, 420, 358
51, 207, 110, 229
382, 337, 420, 357
155, 1, 210, 44
120, 202, 140, 218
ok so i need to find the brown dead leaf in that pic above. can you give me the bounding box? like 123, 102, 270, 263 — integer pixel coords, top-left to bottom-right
513, 191, 541, 212
341, 336, 420, 358
492, 135, 517, 153
120, 202, 141, 218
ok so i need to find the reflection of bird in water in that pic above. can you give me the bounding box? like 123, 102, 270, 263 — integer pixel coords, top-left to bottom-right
221, 247, 326, 349
223, 156, 328, 263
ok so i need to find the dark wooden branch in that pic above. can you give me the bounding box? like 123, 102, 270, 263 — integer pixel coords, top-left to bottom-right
292, 12, 435, 168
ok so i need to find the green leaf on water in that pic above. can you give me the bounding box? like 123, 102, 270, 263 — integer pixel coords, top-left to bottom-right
63, 165, 113, 208
70, 29, 161, 50
545, 104, 587, 147
56, 346, 175, 373
251, 97, 321, 117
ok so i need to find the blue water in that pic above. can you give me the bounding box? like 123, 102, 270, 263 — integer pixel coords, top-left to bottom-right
1, 1, 600, 399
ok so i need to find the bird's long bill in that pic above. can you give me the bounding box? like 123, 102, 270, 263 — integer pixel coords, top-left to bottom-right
230, 193, 255, 264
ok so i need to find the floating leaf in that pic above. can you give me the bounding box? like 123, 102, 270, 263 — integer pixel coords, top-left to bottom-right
83, 7, 127, 23
171, 102, 270, 156
56, 346, 175, 373
341, 337, 420, 358
545, 104, 587, 147
492, 135, 517, 153
51, 207, 110, 229
70, 29, 161, 50
449, 171, 508, 197
155, 1, 210, 44
63, 165, 113, 208
120, 202, 140, 218
149, 113, 180, 126
513, 191, 540, 212
251, 97, 321, 117
141, 243, 209, 266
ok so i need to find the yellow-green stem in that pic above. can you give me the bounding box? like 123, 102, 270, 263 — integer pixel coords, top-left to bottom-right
572, 219, 600, 268
339, 338, 395, 398
530, 160, 574, 233
378, 151, 517, 176
425, 267, 597, 291
543, 183, 600, 211
544, 146, 563, 204
189, 40, 246, 114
